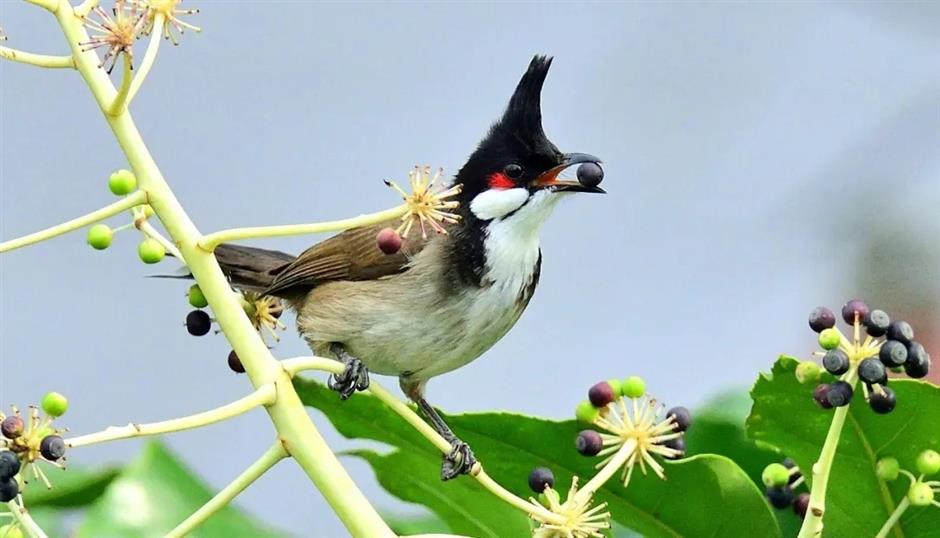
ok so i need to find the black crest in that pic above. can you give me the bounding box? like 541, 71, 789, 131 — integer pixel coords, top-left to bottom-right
500, 55, 553, 147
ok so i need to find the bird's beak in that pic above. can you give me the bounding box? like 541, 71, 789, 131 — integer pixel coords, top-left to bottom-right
530, 153, 606, 194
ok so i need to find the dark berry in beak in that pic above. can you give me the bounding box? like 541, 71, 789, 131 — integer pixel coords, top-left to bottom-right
576, 162, 604, 189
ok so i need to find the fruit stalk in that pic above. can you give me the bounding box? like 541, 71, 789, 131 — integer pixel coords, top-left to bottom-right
0, 46, 74, 68
4, 501, 46, 538
874, 497, 910, 538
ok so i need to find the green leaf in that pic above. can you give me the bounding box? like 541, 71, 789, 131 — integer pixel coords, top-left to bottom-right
22, 465, 121, 508
747, 356, 940, 538
77, 442, 290, 538
297, 378, 780, 538
383, 511, 450, 535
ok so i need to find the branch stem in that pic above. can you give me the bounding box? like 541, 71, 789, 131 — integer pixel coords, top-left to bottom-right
107, 55, 132, 116
875, 497, 910, 538
66, 384, 276, 448
166, 442, 287, 538
73, 0, 99, 18
24, 0, 58, 12
0, 46, 74, 68
0, 190, 147, 254
4, 501, 47, 538
576, 438, 636, 502
126, 13, 163, 104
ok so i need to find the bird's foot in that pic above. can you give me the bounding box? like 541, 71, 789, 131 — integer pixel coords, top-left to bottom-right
441, 438, 477, 481
327, 357, 370, 400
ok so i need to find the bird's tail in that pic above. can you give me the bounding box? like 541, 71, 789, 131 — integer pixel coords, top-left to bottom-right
152, 244, 296, 293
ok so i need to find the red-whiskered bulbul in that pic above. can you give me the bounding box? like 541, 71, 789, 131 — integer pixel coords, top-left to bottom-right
212, 55, 604, 479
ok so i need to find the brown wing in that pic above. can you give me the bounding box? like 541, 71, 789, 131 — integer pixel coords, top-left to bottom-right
263, 220, 430, 297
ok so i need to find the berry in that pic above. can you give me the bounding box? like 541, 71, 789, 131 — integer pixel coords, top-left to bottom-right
876, 457, 900, 481
0, 477, 18, 502
863, 309, 890, 337
841, 299, 870, 324
108, 169, 137, 195
41, 391, 68, 417
766, 486, 795, 509
621, 376, 645, 398
808, 306, 836, 333
795, 361, 822, 384
916, 449, 940, 476
762, 463, 790, 488
826, 381, 854, 407
667, 406, 692, 432
227, 350, 245, 373
588, 381, 616, 407
879, 340, 909, 367
138, 238, 166, 264
188, 284, 208, 308
0, 525, 24, 538
1, 417, 24, 439
904, 342, 931, 379
663, 436, 685, 460
528, 467, 554, 493
0, 452, 20, 480
868, 387, 896, 414
793, 492, 810, 519
576, 162, 604, 188
575, 401, 599, 424
886, 321, 914, 344
858, 358, 886, 385
376, 228, 402, 255
813, 384, 833, 409
40, 435, 66, 461
818, 328, 841, 350
86, 224, 113, 250
575, 430, 603, 456
606, 378, 622, 396
908, 482, 935, 507
822, 350, 849, 375
186, 310, 212, 336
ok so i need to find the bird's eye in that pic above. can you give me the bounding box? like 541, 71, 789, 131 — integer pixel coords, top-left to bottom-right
504, 163, 524, 179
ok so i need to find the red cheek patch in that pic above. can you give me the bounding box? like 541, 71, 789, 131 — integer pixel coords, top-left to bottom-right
488, 172, 516, 190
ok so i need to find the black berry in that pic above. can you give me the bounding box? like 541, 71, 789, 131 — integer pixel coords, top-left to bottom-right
904, 342, 930, 379
588, 381, 615, 408
0, 417, 23, 440
186, 310, 212, 336
826, 381, 854, 407
667, 406, 692, 432
858, 358, 887, 385
575, 430, 603, 456
863, 309, 890, 337
822, 350, 849, 375
227, 350, 245, 374
0, 452, 20, 480
766, 486, 796, 509
886, 321, 914, 344
528, 467, 555, 493
576, 162, 604, 188
793, 492, 810, 519
841, 299, 870, 324
879, 340, 908, 367
782, 458, 802, 485
0, 477, 18, 502
663, 436, 686, 460
869, 387, 896, 414
813, 384, 833, 409
808, 307, 836, 333
39, 435, 66, 461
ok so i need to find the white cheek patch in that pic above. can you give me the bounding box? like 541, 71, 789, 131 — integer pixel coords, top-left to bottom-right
470, 188, 529, 220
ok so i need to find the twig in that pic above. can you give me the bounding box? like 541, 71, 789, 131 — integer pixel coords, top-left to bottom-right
875, 497, 910, 538
107, 55, 133, 116
0, 47, 74, 69
138, 219, 184, 260
5, 501, 47, 538
126, 13, 164, 104
74, 0, 100, 18
23, 0, 58, 12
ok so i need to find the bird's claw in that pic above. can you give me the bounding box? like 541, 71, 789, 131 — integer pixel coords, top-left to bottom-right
328, 358, 370, 400
441, 439, 476, 481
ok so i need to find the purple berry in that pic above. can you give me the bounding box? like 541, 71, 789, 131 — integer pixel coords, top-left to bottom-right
826, 381, 854, 407
766, 486, 796, 509
39, 435, 66, 461
575, 430, 603, 456
879, 340, 908, 367
858, 358, 887, 385
1, 417, 24, 440
0, 452, 20, 481
0, 477, 18, 502
227, 350, 245, 374
869, 387, 896, 414
822, 349, 849, 375
667, 406, 692, 432
793, 492, 810, 518
813, 384, 833, 409
588, 381, 615, 408
528, 467, 554, 493
576, 162, 604, 188
886, 321, 914, 344
841, 299, 870, 324
663, 436, 686, 460
863, 309, 890, 337
808, 307, 836, 333
186, 310, 212, 336
904, 342, 930, 379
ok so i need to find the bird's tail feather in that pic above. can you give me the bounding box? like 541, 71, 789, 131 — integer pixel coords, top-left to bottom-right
149, 244, 296, 293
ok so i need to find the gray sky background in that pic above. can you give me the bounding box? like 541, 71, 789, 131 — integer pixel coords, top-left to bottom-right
2, 1, 938, 536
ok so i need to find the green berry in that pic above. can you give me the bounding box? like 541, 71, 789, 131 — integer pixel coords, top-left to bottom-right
762, 463, 790, 488
575, 400, 599, 424
621, 376, 646, 398
188, 284, 208, 308
795, 361, 822, 384
606, 378, 622, 396
876, 457, 899, 481
907, 482, 935, 506
138, 238, 166, 264
41, 392, 68, 417
86, 224, 113, 250
108, 169, 137, 195
0, 524, 24, 538
916, 449, 940, 476
818, 328, 841, 350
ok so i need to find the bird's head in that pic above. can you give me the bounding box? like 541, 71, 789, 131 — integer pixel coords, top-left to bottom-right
455, 55, 604, 223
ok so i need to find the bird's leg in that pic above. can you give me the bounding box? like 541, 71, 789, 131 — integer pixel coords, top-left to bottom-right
327, 343, 370, 400
415, 397, 477, 481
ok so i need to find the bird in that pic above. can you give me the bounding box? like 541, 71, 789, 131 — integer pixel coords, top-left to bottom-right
210, 55, 604, 480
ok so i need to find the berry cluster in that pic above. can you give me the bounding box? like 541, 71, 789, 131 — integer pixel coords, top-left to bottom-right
877, 450, 940, 511
762, 458, 810, 519
0, 393, 70, 503
85, 169, 170, 264
801, 300, 931, 414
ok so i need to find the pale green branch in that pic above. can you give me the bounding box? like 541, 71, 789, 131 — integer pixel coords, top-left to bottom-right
875, 497, 910, 538
23, 0, 58, 13
0, 46, 74, 68
166, 442, 287, 538
73, 0, 99, 18
126, 12, 163, 104
0, 190, 147, 254
4, 501, 47, 538
107, 55, 132, 116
